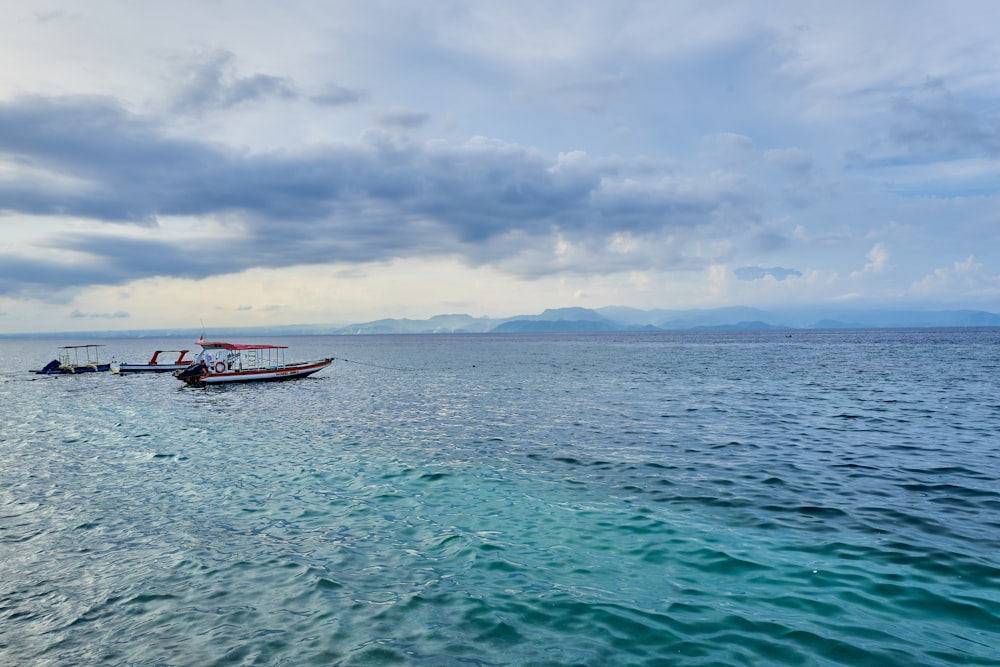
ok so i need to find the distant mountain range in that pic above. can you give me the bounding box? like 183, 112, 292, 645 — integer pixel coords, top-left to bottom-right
334, 306, 1000, 334
6, 306, 1000, 338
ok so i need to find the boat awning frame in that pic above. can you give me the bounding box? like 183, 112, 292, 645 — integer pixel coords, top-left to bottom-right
196, 341, 288, 350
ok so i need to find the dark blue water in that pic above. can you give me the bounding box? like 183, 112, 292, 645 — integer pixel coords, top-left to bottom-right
2, 330, 998, 665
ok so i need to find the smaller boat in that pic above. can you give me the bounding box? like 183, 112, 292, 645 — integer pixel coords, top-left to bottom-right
112, 350, 194, 374
33, 345, 111, 374
174, 338, 333, 386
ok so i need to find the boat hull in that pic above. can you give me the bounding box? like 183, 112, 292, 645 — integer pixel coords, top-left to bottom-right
35, 363, 112, 375
113, 350, 194, 374
176, 358, 333, 386
33, 345, 110, 375
114, 364, 191, 374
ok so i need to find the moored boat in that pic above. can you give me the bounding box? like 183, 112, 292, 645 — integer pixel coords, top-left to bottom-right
33, 345, 111, 374
112, 350, 194, 374
173, 338, 333, 386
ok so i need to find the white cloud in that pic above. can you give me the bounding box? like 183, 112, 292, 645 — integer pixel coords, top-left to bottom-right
734, 266, 802, 281
911, 255, 1000, 299
850, 243, 891, 278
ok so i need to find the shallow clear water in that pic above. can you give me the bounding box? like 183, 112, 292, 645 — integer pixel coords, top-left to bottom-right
2, 330, 998, 665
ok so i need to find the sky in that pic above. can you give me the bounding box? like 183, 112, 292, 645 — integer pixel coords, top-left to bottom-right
2, 1, 999, 333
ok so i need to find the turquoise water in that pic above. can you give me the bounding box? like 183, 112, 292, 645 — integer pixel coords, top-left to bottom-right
1, 330, 998, 665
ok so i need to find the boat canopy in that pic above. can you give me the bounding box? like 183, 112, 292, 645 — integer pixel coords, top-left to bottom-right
59, 344, 105, 365
196, 341, 288, 350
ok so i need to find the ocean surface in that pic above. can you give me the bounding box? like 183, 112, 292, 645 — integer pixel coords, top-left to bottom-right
1, 329, 998, 666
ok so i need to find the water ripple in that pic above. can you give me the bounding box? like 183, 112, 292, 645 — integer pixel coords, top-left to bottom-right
1, 331, 998, 665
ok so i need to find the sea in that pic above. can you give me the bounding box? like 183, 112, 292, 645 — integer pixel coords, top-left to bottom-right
1, 329, 998, 666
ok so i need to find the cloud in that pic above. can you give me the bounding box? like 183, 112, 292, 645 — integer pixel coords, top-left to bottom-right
70, 309, 129, 319
0, 95, 229, 223
0, 253, 130, 299
763, 147, 812, 176
1, 2, 999, 331
911, 255, 999, 298
33, 9, 72, 24
734, 266, 802, 281
527, 69, 635, 115
748, 229, 791, 252
373, 108, 432, 129
0, 95, 765, 296
169, 50, 298, 114
888, 80, 1000, 160
310, 83, 367, 106
703, 133, 756, 167
850, 242, 890, 278
847, 79, 1000, 179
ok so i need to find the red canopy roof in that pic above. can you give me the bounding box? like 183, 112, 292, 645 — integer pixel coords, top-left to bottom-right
196, 340, 288, 350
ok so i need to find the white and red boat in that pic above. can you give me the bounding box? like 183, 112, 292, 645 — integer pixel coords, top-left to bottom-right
113, 350, 194, 374
174, 338, 333, 386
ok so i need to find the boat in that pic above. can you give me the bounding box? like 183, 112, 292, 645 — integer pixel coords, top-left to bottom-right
112, 350, 194, 374
33, 345, 111, 374
173, 338, 333, 386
